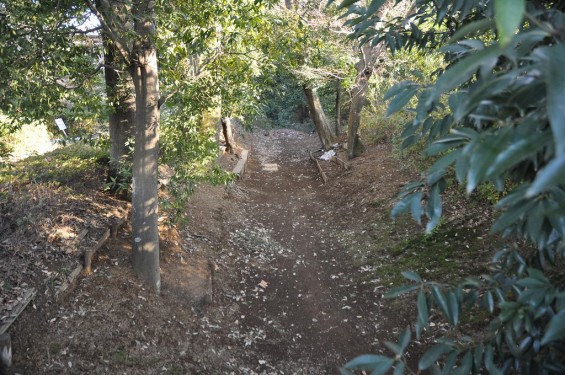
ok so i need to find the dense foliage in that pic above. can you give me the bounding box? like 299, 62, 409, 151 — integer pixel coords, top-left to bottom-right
336, 0, 565, 374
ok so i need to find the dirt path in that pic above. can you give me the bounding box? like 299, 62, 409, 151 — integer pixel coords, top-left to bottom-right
224, 130, 377, 373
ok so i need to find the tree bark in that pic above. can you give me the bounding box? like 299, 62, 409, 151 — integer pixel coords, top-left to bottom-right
347, 43, 384, 159
130, 1, 161, 293
103, 33, 135, 178
335, 79, 342, 135
221, 117, 235, 154
303, 86, 335, 150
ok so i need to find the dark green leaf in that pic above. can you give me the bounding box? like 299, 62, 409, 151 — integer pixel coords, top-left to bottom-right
417, 290, 429, 329
399, 328, 411, 351
366, 0, 386, 16
473, 344, 484, 370
392, 362, 405, 375
384, 341, 402, 356
384, 284, 419, 298
448, 291, 460, 326
429, 46, 501, 105
337, 0, 360, 10
343, 354, 394, 370
384, 81, 415, 100
486, 291, 495, 313
370, 359, 395, 375
526, 155, 565, 197
410, 192, 424, 224
386, 87, 418, 116
428, 150, 462, 175
546, 43, 565, 155
448, 18, 496, 43
419, 344, 452, 370
541, 310, 565, 345
402, 271, 422, 282
432, 286, 451, 322
486, 130, 551, 179
426, 184, 442, 232
494, 0, 524, 46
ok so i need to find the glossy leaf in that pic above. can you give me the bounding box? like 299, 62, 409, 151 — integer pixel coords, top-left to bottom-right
384, 284, 420, 298
342, 354, 394, 374
402, 271, 422, 282
428, 46, 501, 106
494, 0, 524, 46
526, 156, 565, 197
541, 310, 565, 345
418, 344, 452, 370
546, 43, 565, 155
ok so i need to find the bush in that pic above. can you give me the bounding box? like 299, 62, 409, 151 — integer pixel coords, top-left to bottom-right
338, 1, 565, 374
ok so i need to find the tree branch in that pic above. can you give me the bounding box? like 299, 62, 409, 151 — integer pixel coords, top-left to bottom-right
84, 0, 131, 65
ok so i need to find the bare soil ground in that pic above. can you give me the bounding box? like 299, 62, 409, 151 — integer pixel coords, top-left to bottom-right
2, 128, 496, 374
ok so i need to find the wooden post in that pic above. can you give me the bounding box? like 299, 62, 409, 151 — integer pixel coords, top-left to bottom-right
83, 229, 111, 274
309, 150, 328, 184
0, 333, 11, 370
232, 149, 249, 179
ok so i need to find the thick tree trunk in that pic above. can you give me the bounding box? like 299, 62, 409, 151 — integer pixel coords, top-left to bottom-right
335, 80, 342, 135
303, 86, 335, 150
130, 2, 161, 293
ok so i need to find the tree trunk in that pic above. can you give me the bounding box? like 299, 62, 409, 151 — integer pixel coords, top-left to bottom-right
347, 43, 384, 159
103, 34, 135, 179
303, 86, 335, 150
221, 117, 235, 154
130, 1, 161, 293
335, 80, 342, 135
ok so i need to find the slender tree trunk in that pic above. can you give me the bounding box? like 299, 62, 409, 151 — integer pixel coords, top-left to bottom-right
347, 43, 384, 159
221, 117, 235, 154
335, 80, 342, 135
130, 1, 161, 293
103, 36, 135, 178
97, 1, 135, 176
304, 86, 335, 150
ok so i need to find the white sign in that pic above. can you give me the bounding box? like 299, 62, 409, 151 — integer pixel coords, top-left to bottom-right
55, 118, 67, 131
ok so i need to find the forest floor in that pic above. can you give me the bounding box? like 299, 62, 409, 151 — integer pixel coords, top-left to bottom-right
2, 128, 499, 374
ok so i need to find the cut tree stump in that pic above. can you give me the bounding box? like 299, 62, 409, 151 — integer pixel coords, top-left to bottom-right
233, 149, 249, 179
309, 150, 328, 183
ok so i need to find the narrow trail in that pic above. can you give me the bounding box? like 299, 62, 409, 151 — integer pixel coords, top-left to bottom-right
224, 129, 382, 373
